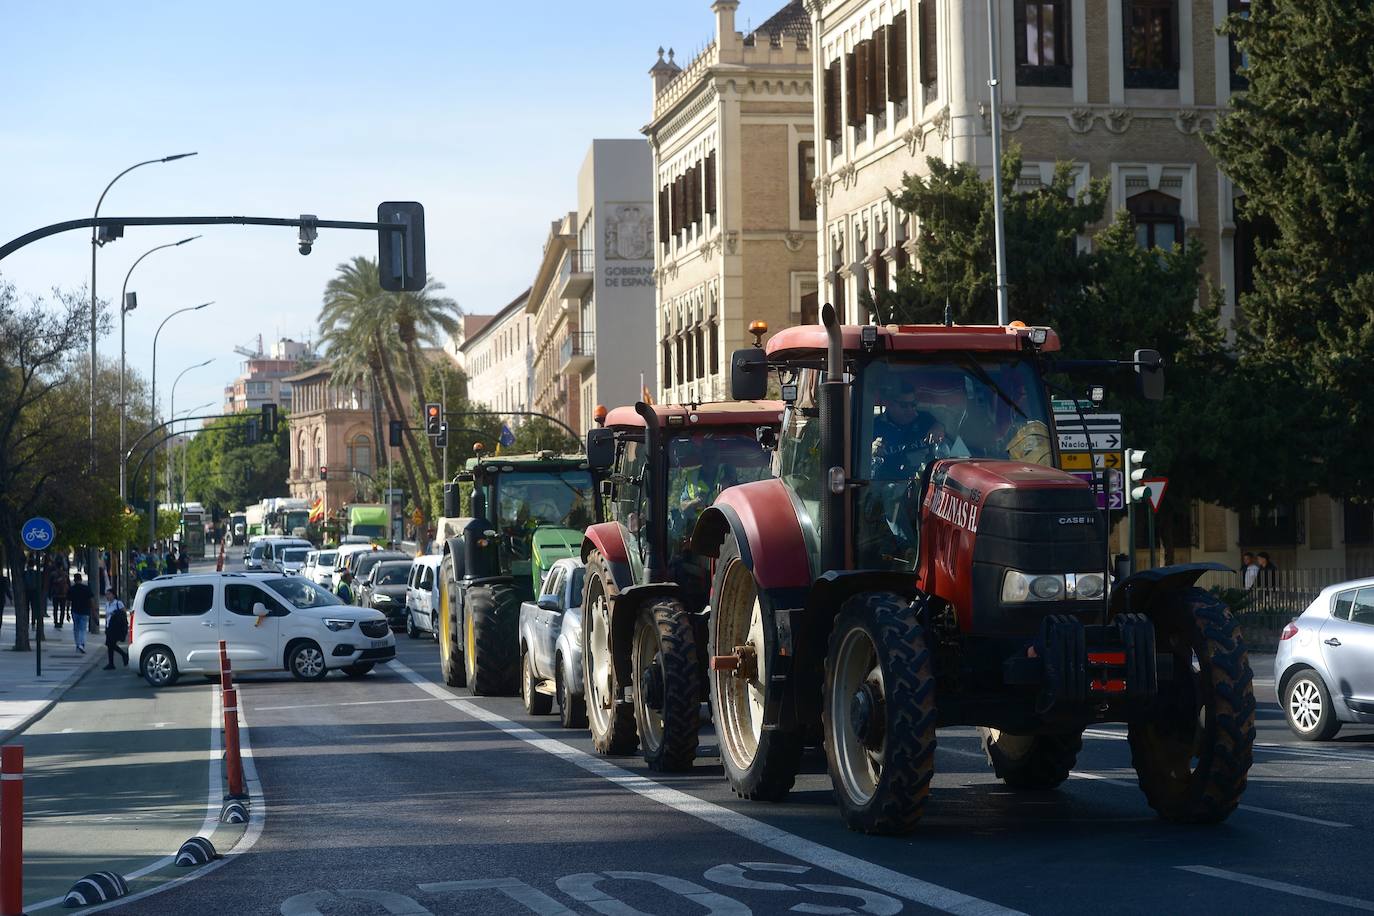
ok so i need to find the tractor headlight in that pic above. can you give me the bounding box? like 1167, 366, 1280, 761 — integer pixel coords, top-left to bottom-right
1001, 570, 1066, 603
1070, 572, 1106, 600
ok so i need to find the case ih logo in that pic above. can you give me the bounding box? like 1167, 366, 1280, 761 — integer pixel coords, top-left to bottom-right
1057, 516, 1093, 525
932, 488, 979, 533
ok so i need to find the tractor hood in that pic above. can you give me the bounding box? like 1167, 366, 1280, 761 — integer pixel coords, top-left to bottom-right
531, 526, 583, 581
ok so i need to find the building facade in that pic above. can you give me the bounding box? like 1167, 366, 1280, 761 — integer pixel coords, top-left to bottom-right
461, 290, 532, 421
645, 0, 819, 405
284, 362, 383, 521
222, 337, 317, 414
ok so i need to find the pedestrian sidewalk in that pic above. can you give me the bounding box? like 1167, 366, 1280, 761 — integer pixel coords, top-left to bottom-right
0, 605, 105, 743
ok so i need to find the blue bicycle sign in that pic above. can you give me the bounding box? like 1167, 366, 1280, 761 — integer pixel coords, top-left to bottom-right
21, 517, 55, 551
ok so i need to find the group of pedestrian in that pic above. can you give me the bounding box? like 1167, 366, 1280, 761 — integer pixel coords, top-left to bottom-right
1241, 550, 1279, 589
130, 545, 191, 582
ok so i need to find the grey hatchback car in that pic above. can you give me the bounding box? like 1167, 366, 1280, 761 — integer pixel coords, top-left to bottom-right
1275, 577, 1374, 740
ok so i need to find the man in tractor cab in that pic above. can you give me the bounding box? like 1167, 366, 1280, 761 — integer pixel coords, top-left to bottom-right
677, 448, 740, 515
870, 379, 946, 479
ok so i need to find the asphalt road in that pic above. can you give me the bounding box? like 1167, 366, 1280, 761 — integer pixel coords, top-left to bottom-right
93, 604, 1374, 916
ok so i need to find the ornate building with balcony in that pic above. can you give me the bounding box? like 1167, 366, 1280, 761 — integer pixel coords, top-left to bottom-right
527, 140, 656, 432
644, 0, 819, 405
284, 361, 387, 522
461, 289, 531, 423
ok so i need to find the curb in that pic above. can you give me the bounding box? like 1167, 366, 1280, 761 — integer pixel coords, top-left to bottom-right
0, 649, 105, 745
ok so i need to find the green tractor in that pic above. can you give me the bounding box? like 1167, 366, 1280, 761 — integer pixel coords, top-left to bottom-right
438, 452, 600, 695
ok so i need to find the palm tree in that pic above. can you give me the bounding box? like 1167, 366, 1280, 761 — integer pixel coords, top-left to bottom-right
390, 279, 462, 471
319, 257, 431, 521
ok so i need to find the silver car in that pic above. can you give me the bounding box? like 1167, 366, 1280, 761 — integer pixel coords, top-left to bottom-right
518, 558, 586, 728
1275, 576, 1374, 740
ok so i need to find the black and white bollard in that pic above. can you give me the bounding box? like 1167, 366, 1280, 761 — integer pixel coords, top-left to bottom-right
174, 836, 218, 867
63, 871, 129, 907
220, 799, 248, 824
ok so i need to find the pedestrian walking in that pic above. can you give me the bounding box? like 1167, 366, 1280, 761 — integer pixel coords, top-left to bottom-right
163, 551, 177, 576
177, 548, 190, 574
68, 572, 93, 653
49, 558, 70, 629
0, 568, 9, 640
1241, 551, 1259, 590
22, 555, 41, 632
103, 589, 129, 669
1257, 551, 1279, 588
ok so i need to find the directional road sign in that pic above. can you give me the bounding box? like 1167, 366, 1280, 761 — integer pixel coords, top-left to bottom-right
1058, 432, 1124, 451
1069, 470, 1125, 510
1054, 412, 1122, 452
21, 516, 55, 551
1059, 451, 1124, 470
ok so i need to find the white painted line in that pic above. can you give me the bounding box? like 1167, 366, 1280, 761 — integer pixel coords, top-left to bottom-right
1087, 724, 1374, 765
1179, 866, 1374, 911
254, 694, 485, 712
388, 659, 1023, 916
942, 736, 1353, 828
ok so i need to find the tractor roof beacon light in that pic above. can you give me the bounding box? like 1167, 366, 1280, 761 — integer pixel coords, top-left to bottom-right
594, 404, 608, 427
748, 320, 768, 347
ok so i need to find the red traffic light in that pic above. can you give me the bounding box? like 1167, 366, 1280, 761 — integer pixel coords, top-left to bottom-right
425, 402, 443, 436
320, 465, 328, 480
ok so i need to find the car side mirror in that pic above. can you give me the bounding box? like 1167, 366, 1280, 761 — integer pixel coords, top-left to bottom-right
586, 427, 615, 471
731, 348, 768, 401
1134, 349, 1164, 401
252, 601, 269, 618
537, 595, 563, 613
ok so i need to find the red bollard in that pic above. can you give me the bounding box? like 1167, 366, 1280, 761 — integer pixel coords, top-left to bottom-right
218, 640, 229, 673
222, 688, 246, 800
1, 745, 23, 916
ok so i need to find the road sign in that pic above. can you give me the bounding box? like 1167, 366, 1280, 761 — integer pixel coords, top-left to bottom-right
1051, 399, 1096, 413
1143, 478, 1168, 512
1069, 470, 1125, 510
21, 517, 54, 551
1059, 451, 1124, 470
1054, 412, 1122, 452
1057, 432, 1123, 451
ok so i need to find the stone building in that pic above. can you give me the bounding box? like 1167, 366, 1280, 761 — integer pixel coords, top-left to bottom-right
284, 361, 384, 521
645, 0, 819, 405
462, 289, 531, 422
222, 337, 316, 415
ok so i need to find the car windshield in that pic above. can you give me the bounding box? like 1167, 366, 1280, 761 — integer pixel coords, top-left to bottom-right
318, 551, 337, 564
855, 355, 1054, 570
374, 564, 410, 584
282, 548, 309, 563
249, 544, 265, 559
666, 430, 773, 546
262, 576, 344, 609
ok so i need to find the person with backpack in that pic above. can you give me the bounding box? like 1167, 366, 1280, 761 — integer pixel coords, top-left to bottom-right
103, 589, 129, 669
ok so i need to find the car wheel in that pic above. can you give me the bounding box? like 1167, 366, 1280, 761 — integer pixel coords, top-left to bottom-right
406, 610, 420, 640
523, 648, 553, 715
1284, 670, 1341, 741
141, 646, 180, 687
343, 662, 374, 678
557, 655, 588, 729
288, 641, 328, 681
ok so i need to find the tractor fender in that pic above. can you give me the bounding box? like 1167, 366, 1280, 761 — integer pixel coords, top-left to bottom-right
608, 582, 684, 682
803, 569, 923, 619
581, 523, 633, 592
1109, 562, 1232, 617
691, 479, 811, 591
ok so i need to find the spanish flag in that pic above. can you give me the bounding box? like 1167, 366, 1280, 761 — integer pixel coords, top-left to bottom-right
308, 497, 325, 524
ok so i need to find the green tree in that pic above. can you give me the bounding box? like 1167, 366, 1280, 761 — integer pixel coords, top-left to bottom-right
1207, 0, 1374, 502
510, 417, 580, 455
183, 412, 290, 516
392, 277, 462, 472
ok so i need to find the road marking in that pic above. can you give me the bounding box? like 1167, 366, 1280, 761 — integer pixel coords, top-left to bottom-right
1179, 866, 1374, 911
1086, 725, 1374, 766
389, 660, 1024, 916
254, 694, 493, 712
941, 738, 1353, 828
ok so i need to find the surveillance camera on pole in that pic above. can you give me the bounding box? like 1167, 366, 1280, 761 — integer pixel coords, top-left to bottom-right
298, 215, 318, 256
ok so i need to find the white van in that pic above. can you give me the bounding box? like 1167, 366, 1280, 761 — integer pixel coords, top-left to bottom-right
405, 555, 443, 640
302, 549, 338, 589
130, 572, 395, 685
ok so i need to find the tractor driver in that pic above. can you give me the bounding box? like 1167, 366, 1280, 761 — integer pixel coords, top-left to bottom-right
679, 450, 740, 516
871, 382, 946, 480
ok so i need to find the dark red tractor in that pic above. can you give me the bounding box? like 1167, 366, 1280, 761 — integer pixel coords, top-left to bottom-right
693, 305, 1256, 834
580, 399, 783, 770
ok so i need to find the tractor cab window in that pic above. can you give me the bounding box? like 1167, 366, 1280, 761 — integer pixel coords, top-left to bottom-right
665, 430, 773, 548
854, 356, 1054, 570
493, 470, 596, 568
779, 369, 823, 524
611, 438, 649, 564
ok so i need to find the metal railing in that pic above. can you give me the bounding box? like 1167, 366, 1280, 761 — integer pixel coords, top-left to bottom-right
559, 331, 595, 367
1195, 566, 1374, 650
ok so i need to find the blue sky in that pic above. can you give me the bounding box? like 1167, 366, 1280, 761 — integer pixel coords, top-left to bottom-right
1, 0, 780, 420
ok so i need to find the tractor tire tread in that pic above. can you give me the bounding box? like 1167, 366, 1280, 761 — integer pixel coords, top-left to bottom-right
638, 598, 701, 773
466, 583, 520, 696
584, 551, 638, 755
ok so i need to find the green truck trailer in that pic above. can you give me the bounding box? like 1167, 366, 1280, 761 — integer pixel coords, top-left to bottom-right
347, 504, 390, 543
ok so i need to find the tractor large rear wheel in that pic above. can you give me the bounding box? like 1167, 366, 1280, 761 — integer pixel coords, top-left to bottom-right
632, 597, 700, 772
1128, 587, 1255, 823
823, 591, 936, 834
979, 728, 1082, 790
439, 568, 465, 688
583, 550, 637, 755
464, 583, 519, 696
709, 533, 802, 801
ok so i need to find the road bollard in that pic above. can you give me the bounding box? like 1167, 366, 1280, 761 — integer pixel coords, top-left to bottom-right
1, 745, 23, 916
222, 688, 247, 800
218, 640, 229, 673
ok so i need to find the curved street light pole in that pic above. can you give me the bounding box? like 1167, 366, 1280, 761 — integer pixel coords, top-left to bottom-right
91, 151, 196, 602
174, 402, 213, 506
147, 306, 212, 548
167, 359, 214, 503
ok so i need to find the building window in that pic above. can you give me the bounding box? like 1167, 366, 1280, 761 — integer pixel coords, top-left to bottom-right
888, 11, 909, 118
845, 50, 862, 133
1126, 190, 1183, 251
823, 59, 842, 152
695, 326, 705, 380
676, 337, 685, 386
1015, 1, 1072, 87
709, 321, 720, 375
704, 151, 718, 219
918, 1, 938, 92
1240, 503, 1304, 546
1228, 0, 1251, 90
798, 141, 816, 221
1122, 0, 1179, 89
349, 435, 372, 475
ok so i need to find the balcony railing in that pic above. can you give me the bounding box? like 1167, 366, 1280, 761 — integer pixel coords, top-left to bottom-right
560, 331, 595, 373
558, 248, 595, 301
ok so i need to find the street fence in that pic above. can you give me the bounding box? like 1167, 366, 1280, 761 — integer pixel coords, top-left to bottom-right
1195, 566, 1370, 652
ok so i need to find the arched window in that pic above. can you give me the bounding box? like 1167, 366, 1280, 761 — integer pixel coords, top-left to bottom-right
297, 433, 307, 476
349, 435, 372, 475
314, 431, 324, 474
1126, 190, 1183, 252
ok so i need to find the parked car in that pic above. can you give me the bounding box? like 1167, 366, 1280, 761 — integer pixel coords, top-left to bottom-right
278, 546, 311, 575
250, 537, 312, 572
332, 543, 374, 582
1276, 577, 1374, 740
130, 572, 395, 686
406, 555, 443, 641
350, 551, 410, 601
518, 557, 586, 728
302, 549, 338, 589
360, 560, 413, 630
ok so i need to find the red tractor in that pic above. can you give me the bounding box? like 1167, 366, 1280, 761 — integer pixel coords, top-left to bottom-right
693, 305, 1256, 834
581, 399, 784, 770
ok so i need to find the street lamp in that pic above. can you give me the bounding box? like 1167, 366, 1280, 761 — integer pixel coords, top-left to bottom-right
174, 401, 213, 505
147, 312, 211, 549
167, 359, 214, 503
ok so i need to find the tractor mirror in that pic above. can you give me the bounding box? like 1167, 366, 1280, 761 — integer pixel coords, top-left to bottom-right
586, 427, 615, 471
442, 483, 459, 518
1134, 349, 1164, 401
731, 348, 768, 401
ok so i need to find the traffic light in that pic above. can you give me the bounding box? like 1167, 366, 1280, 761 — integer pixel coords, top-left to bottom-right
320, 465, 328, 481
425, 403, 442, 436
435, 422, 448, 449
261, 402, 278, 438
244, 418, 259, 445
1125, 449, 1149, 503
389, 419, 404, 448
377, 201, 427, 292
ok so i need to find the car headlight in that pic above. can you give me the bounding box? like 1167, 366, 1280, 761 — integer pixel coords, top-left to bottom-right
323, 618, 355, 631
374, 594, 393, 603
